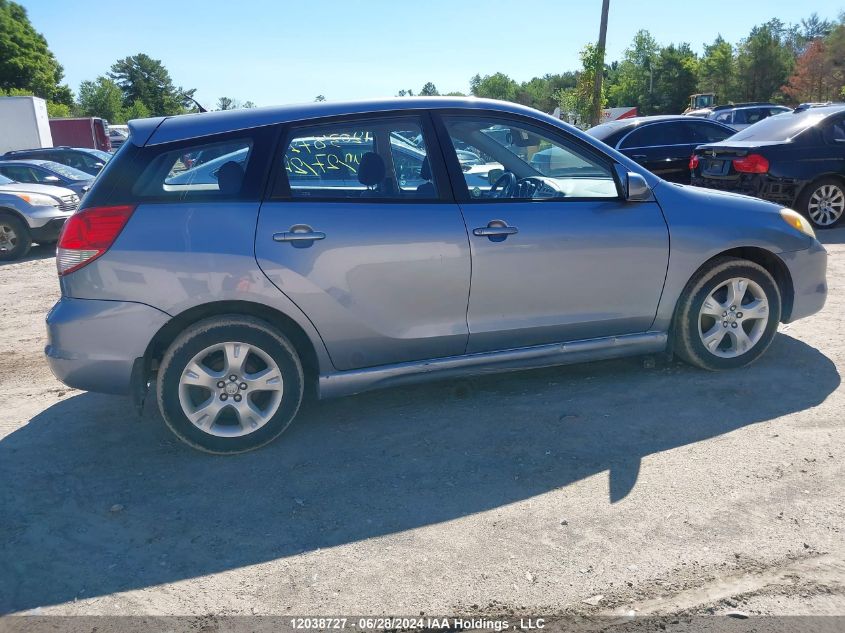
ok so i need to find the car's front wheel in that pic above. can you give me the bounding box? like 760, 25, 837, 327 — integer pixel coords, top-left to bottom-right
157, 316, 304, 454
0, 213, 32, 261
674, 257, 781, 371
799, 177, 845, 229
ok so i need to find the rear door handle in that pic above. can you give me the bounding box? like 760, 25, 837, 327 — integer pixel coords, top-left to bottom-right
273, 224, 326, 243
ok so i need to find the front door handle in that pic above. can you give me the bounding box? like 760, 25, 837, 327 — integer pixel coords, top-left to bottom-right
273, 224, 326, 244
473, 220, 518, 241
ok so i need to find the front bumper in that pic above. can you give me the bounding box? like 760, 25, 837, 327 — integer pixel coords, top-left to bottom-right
45, 297, 171, 395
30, 218, 67, 243
780, 240, 828, 323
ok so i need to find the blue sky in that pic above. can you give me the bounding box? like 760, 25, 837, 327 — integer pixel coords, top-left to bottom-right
21, 0, 845, 109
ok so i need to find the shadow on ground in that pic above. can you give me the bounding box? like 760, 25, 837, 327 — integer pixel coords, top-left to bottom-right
817, 226, 845, 246
0, 333, 839, 613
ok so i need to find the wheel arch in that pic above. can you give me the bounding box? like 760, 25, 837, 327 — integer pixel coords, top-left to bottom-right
0, 206, 29, 226
670, 246, 795, 336
794, 172, 845, 207
143, 300, 324, 397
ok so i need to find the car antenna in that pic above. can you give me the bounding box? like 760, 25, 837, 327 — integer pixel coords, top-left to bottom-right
183, 95, 207, 113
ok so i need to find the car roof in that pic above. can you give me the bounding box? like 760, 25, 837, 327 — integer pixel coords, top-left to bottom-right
0, 158, 51, 166
587, 115, 723, 140
129, 97, 570, 147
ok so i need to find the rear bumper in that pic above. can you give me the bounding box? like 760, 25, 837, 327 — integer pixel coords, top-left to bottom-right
45, 297, 170, 395
691, 174, 803, 207
780, 240, 828, 323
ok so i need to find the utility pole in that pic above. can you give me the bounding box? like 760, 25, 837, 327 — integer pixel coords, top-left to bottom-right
591, 0, 610, 126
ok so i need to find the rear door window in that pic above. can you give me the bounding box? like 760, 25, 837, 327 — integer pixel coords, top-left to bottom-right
278, 116, 439, 200
619, 123, 675, 148
689, 121, 735, 143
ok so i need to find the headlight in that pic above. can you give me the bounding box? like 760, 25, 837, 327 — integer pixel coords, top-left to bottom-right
10, 192, 60, 207
780, 208, 816, 239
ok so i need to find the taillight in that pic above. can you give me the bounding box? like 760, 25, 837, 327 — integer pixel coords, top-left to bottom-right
732, 153, 769, 174
56, 205, 135, 275
689, 154, 699, 171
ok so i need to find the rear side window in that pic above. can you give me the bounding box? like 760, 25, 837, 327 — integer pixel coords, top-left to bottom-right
619, 123, 674, 148
279, 116, 438, 200
690, 121, 734, 143
133, 139, 253, 198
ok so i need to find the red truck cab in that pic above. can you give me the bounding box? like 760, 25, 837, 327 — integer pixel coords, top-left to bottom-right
48, 117, 112, 152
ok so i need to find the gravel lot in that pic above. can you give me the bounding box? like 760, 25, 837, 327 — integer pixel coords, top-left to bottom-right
1, 230, 844, 619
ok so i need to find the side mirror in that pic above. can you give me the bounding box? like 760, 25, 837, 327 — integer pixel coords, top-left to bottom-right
43, 175, 61, 183
487, 168, 504, 185
94, 162, 105, 169
625, 172, 652, 202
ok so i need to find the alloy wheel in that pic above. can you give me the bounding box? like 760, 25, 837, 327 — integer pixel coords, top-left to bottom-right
0, 223, 18, 252
698, 277, 770, 358
808, 184, 845, 227
178, 341, 284, 437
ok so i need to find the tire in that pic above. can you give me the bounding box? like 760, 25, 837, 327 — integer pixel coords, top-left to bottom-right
157, 315, 304, 454
797, 177, 845, 229
0, 213, 32, 261
673, 257, 781, 371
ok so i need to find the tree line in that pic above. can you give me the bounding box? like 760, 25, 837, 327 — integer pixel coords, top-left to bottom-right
407, 12, 845, 124
2, 1, 843, 126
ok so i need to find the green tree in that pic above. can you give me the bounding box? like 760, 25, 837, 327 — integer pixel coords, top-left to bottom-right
0, 0, 72, 104
216, 96, 237, 110
108, 53, 194, 116
735, 20, 795, 102
470, 72, 519, 101
124, 99, 151, 120
314, 94, 326, 102
699, 36, 736, 103
554, 44, 608, 126
607, 30, 659, 113
419, 82, 439, 96
517, 73, 577, 112
652, 43, 699, 113
242, 100, 257, 108
77, 76, 124, 122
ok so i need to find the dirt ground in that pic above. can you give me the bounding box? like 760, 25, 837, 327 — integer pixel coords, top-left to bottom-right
1, 229, 844, 620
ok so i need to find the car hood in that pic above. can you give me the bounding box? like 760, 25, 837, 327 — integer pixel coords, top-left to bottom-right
0, 183, 77, 198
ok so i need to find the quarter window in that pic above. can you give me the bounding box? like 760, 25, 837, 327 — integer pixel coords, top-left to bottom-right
442, 116, 618, 200
281, 117, 437, 200
133, 139, 253, 197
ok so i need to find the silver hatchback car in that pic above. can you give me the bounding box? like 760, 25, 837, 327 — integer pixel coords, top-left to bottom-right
45, 98, 827, 453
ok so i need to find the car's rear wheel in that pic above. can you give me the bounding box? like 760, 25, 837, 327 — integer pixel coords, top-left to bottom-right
674, 257, 781, 371
0, 213, 32, 261
799, 177, 845, 229
157, 316, 304, 454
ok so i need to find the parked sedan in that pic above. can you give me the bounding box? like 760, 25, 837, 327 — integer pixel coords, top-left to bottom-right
2, 147, 111, 176
587, 115, 736, 183
0, 159, 94, 197
0, 173, 79, 260
691, 104, 845, 228
45, 97, 826, 453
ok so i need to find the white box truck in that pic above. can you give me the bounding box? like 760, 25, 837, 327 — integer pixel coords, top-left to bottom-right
0, 96, 54, 154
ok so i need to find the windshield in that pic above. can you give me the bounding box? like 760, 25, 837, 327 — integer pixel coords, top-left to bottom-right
0, 174, 14, 185
40, 161, 92, 181
729, 111, 828, 142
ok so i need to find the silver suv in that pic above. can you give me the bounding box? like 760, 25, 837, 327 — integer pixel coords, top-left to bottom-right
45, 98, 827, 453
0, 174, 79, 260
